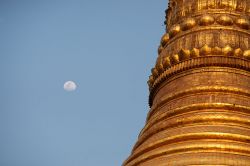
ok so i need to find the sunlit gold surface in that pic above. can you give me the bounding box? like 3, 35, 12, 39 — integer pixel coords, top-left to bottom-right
124, 0, 250, 165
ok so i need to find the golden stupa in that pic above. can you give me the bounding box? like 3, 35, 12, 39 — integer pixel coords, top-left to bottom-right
123, 0, 250, 165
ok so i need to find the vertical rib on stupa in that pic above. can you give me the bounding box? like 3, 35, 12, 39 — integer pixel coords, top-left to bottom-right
123, 0, 250, 165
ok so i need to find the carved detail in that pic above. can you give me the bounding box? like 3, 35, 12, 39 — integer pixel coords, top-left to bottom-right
160, 34, 170, 47
222, 45, 234, 56
179, 49, 191, 60
150, 46, 250, 90
158, 46, 163, 54
181, 18, 196, 31
190, 48, 200, 58
162, 14, 250, 48
200, 45, 212, 56
199, 15, 215, 26
169, 24, 181, 38
212, 46, 222, 55
162, 56, 171, 69
243, 50, 250, 59
234, 48, 243, 57
216, 15, 234, 26
148, 56, 250, 104
236, 18, 250, 29
165, 0, 250, 30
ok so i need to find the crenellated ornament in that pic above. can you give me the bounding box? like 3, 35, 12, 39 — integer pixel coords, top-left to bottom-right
212, 46, 222, 55
160, 33, 170, 47
159, 14, 250, 51
199, 15, 215, 26
243, 50, 250, 59
200, 45, 212, 56
190, 48, 200, 58
216, 15, 233, 26
222, 45, 234, 56
235, 18, 250, 30
151, 68, 159, 79
150, 46, 250, 90
234, 48, 243, 57
162, 56, 171, 69
158, 45, 163, 54
181, 18, 196, 31
179, 49, 191, 60
169, 24, 181, 38
171, 54, 180, 64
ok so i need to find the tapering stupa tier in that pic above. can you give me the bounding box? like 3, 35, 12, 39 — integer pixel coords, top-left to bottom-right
123, 0, 250, 165
165, 0, 250, 30
149, 0, 250, 99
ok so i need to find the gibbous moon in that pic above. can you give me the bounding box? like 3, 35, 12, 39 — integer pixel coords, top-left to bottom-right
64, 81, 77, 91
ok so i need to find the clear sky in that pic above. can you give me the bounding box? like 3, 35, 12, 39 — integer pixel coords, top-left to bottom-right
0, 0, 167, 166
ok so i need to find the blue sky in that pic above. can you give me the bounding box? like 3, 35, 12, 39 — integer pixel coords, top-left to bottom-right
0, 0, 167, 165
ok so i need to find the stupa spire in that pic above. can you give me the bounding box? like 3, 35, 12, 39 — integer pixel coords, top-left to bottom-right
124, 0, 250, 165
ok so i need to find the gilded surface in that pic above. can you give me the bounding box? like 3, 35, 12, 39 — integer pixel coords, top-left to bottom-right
123, 0, 250, 165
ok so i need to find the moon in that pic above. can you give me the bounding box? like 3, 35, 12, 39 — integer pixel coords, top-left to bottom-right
64, 81, 77, 91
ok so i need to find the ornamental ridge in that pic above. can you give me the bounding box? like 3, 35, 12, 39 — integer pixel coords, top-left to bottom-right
148, 0, 250, 107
